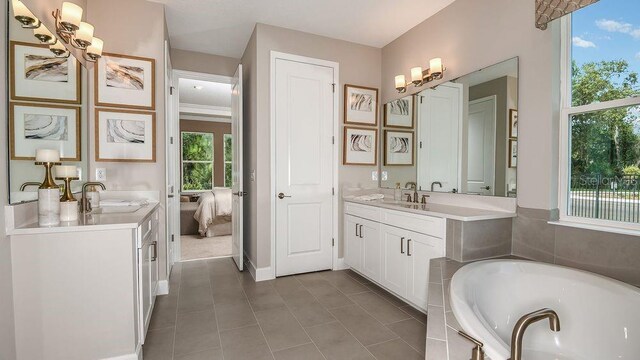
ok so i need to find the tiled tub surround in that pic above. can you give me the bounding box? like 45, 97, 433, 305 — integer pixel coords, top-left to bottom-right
446, 218, 513, 262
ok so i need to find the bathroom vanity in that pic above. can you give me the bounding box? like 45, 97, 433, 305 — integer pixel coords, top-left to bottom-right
343, 198, 515, 311
7, 202, 160, 360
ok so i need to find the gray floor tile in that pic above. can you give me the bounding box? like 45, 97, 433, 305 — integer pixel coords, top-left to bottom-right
301, 279, 354, 309
219, 324, 274, 360
255, 308, 311, 351
215, 299, 257, 330
329, 305, 398, 346
349, 291, 412, 324
399, 305, 428, 325
321, 271, 369, 294
306, 321, 375, 360
387, 318, 427, 354
177, 285, 214, 314
345, 270, 373, 284
363, 283, 406, 307
174, 310, 220, 356
143, 327, 175, 360
288, 300, 336, 328
174, 348, 224, 360
149, 294, 178, 330
272, 343, 324, 360
367, 338, 423, 360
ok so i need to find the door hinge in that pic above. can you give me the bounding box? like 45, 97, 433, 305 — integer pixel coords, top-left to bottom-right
171, 234, 175, 242
332, 136, 335, 145
332, 187, 335, 196
419, 141, 423, 149
332, 83, 336, 93
170, 136, 174, 144
170, 86, 175, 95
332, 238, 335, 247
420, 96, 424, 104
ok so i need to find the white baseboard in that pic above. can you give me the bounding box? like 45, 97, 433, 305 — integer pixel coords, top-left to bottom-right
105, 346, 140, 360
334, 257, 350, 271
157, 280, 169, 295
244, 253, 275, 282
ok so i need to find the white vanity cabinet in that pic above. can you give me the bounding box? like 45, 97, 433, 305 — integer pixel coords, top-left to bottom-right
344, 201, 445, 310
138, 209, 160, 340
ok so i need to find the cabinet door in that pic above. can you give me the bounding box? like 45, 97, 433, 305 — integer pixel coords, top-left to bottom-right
380, 225, 408, 297
360, 219, 381, 282
344, 215, 362, 272
150, 221, 159, 301
405, 232, 444, 309
141, 240, 152, 334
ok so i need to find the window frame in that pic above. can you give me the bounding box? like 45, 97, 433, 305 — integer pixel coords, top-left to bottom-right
223, 133, 232, 188
180, 131, 214, 193
558, 16, 640, 232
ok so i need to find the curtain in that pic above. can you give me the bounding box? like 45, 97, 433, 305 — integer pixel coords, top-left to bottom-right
536, 0, 599, 30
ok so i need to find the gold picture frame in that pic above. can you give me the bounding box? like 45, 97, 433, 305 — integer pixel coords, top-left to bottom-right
95, 108, 156, 162
344, 84, 379, 126
95, 53, 156, 110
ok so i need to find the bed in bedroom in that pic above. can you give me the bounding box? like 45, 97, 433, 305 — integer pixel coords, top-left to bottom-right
181, 188, 232, 237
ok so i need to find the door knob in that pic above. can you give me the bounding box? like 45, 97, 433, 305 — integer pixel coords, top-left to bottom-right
277, 192, 291, 199
233, 191, 248, 197
483, 186, 491, 190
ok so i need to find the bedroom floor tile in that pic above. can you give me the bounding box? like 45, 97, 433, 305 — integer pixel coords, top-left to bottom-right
144, 257, 428, 360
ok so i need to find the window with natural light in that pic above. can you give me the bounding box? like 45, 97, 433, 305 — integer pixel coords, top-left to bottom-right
181, 131, 214, 192
563, 0, 640, 226
223, 134, 232, 188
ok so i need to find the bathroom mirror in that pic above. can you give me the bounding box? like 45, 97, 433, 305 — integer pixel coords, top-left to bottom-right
7, 0, 89, 204
380, 57, 518, 197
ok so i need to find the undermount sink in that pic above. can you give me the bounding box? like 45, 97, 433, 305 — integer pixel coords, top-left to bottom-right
91, 206, 142, 214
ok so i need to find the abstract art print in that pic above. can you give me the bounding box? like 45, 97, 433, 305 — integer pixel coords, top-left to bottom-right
343, 126, 377, 165
344, 84, 378, 126
10, 103, 80, 160
384, 130, 414, 166
509, 109, 518, 138
384, 95, 414, 128
96, 109, 155, 162
10, 41, 80, 104
509, 139, 518, 168
96, 53, 155, 110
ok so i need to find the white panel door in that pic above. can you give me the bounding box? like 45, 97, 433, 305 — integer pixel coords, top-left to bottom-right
467, 96, 496, 195
380, 225, 408, 297
360, 219, 381, 282
344, 215, 362, 272
275, 58, 334, 277
231, 64, 244, 271
164, 40, 178, 269
417, 83, 462, 192
406, 232, 443, 308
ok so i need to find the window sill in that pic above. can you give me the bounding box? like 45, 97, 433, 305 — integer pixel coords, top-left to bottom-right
548, 220, 640, 237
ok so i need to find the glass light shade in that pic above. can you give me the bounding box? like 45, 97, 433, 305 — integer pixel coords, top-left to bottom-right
395, 75, 406, 89
86, 37, 103, 57
430, 58, 443, 75
410, 67, 423, 84
12, 0, 39, 27
50, 41, 68, 56
35, 149, 60, 162
75, 22, 94, 45
61, 2, 82, 29
34, 25, 55, 43
55, 165, 77, 178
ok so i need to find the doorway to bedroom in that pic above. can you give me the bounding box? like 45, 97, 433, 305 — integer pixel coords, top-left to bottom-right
166, 67, 244, 268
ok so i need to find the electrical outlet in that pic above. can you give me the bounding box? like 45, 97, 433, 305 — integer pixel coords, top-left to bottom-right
371, 171, 378, 181
381, 171, 388, 181
96, 168, 107, 181
76, 167, 82, 181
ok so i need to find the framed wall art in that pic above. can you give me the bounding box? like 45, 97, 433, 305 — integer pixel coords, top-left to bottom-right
10, 41, 81, 104
343, 126, 377, 165
509, 109, 518, 138
95, 53, 155, 110
95, 109, 156, 162
344, 84, 378, 126
384, 96, 414, 128
10, 102, 80, 161
509, 139, 518, 168
384, 130, 414, 166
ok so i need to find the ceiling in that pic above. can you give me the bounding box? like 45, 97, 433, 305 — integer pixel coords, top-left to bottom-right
155, 0, 457, 58
179, 79, 231, 108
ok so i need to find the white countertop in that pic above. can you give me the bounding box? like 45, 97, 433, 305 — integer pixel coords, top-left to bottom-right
8, 202, 160, 235
344, 198, 516, 221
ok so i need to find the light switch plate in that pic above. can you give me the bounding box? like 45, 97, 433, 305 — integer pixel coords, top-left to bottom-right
76, 168, 82, 181
381, 171, 388, 181
96, 168, 107, 181
371, 171, 378, 181
250, 169, 256, 182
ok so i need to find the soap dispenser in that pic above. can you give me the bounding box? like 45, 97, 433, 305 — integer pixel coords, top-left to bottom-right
394, 183, 402, 201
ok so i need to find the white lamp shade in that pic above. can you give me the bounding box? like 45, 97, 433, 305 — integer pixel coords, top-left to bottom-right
12, 0, 36, 21
430, 58, 443, 74
34, 25, 54, 40
61, 2, 82, 28
50, 41, 66, 51
87, 37, 103, 57
55, 165, 77, 178
35, 149, 60, 162
395, 75, 406, 89
76, 22, 94, 44
410, 67, 423, 83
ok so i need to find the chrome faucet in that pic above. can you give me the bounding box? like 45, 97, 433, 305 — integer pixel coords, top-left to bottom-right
81, 182, 106, 213
458, 331, 485, 360
509, 308, 560, 360
431, 181, 442, 192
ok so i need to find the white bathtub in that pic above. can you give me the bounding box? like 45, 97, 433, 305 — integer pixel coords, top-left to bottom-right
450, 260, 640, 360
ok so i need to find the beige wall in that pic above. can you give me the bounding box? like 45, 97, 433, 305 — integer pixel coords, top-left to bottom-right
0, 1, 17, 357
180, 120, 232, 188
246, 23, 381, 269
86, 0, 168, 281
171, 49, 240, 76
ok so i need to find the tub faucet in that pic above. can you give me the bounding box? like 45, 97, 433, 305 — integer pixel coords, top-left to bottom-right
458, 331, 485, 360
81, 182, 106, 213
509, 308, 561, 360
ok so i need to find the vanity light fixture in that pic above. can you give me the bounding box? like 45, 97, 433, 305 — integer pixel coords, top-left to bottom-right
49, 41, 70, 58
33, 26, 57, 45
395, 57, 446, 93
12, 0, 41, 29
84, 37, 103, 62
51, 2, 105, 62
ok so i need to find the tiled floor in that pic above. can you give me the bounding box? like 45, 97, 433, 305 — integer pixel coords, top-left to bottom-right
145, 257, 428, 360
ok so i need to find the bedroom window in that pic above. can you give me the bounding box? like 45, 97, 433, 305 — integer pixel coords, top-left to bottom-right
559, 2, 640, 231
223, 134, 232, 188
181, 131, 214, 192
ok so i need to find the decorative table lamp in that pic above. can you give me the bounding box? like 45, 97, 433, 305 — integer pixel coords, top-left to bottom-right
55, 165, 79, 222
35, 149, 61, 226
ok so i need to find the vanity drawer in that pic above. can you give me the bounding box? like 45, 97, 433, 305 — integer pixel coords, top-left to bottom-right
380, 208, 444, 238
141, 217, 153, 240
344, 202, 381, 222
